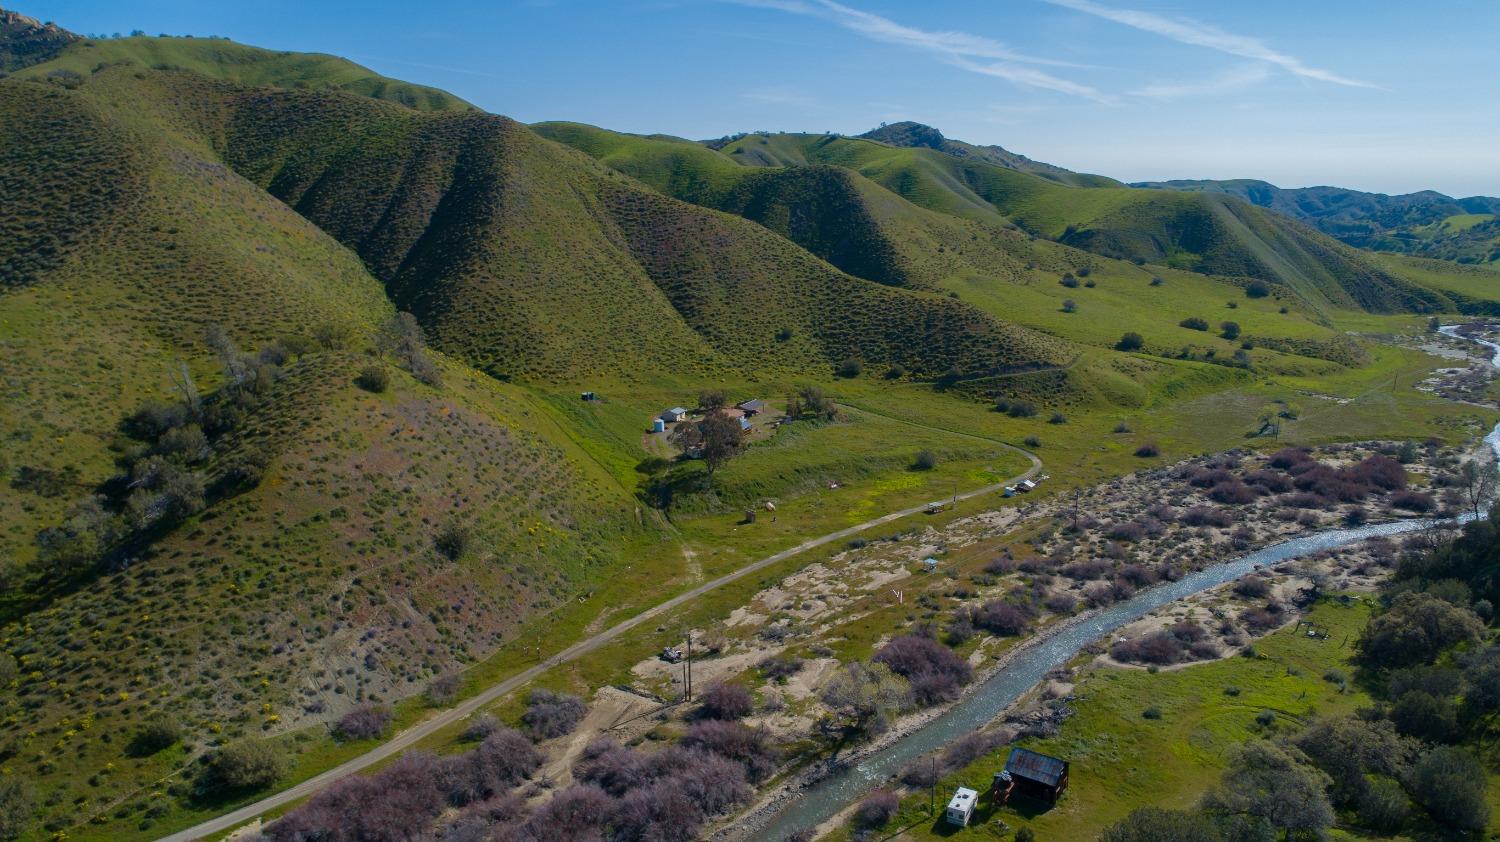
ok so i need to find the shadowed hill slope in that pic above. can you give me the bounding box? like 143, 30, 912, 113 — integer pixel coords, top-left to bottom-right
195, 82, 1072, 380
534, 121, 1054, 294
713, 132, 1445, 314
0, 53, 645, 833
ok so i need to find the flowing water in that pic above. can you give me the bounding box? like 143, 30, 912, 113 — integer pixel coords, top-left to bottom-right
751, 325, 1500, 841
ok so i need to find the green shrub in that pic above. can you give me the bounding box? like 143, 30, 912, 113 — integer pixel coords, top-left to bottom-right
913, 450, 938, 471
204, 739, 285, 793
129, 716, 183, 756
355, 365, 389, 393
0, 777, 35, 841
434, 521, 472, 560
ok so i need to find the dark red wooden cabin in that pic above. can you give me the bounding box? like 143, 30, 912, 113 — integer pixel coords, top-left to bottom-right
992, 747, 1069, 805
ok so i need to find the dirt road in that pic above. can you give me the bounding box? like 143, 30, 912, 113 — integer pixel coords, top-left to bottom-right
159, 447, 1041, 841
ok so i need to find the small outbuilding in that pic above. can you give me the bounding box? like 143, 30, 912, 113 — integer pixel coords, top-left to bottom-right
736, 399, 767, 416
652, 418, 666, 433
945, 786, 978, 826
922, 557, 940, 572
1017, 479, 1037, 493
993, 747, 1069, 804
661, 407, 690, 423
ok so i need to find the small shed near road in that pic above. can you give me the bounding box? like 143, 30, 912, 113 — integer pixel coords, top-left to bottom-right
736, 399, 767, 416
660, 407, 690, 423
993, 747, 1069, 804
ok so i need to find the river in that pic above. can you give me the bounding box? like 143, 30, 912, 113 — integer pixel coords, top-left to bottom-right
750, 324, 1500, 841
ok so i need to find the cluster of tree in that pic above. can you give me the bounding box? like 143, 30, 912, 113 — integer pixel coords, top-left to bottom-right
266, 728, 540, 839
269, 689, 595, 839
1110, 620, 1219, 665
668, 401, 744, 476
264, 667, 763, 838
374, 311, 441, 387
950, 598, 1035, 640
819, 661, 911, 740
29, 324, 296, 586
696, 681, 754, 721
871, 633, 973, 706
332, 703, 392, 741
521, 688, 588, 739
994, 398, 1038, 418
1105, 713, 1490, 841
1106, 514, 1500, 840
785, 385, 837, 423
1391, 504, 1500, 602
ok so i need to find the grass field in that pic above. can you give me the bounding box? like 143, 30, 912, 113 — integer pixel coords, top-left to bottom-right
871, 597, 1500, 841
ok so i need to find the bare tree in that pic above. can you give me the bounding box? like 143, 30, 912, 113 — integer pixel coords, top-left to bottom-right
819, 662, 910, 738
168, 360, 201, 417
376, 312, 442, 387
1459, 460, 1496, 519
205, 324, 251, 389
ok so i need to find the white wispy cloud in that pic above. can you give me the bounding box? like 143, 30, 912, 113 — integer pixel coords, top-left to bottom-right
1132, 63, 1271, 99
951, 58, 1115, 103
725, 0, 1111, 102
1043, 0, 1376, 89
741, 87, 818, 107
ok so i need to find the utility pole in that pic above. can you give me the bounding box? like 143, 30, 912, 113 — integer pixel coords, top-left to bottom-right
929, 756, 937, 815
685, 631, 694, 701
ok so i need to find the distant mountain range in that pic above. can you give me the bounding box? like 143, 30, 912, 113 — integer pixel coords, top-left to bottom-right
844, 121, 1500, 267
1135, 180, 1500, 265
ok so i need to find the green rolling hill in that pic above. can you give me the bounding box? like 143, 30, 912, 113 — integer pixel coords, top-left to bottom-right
2, 8, 1499, 840
0, 27, 1083, 830
1137, 178, 1500, 265
709, 130, 1448, 314
857, 120, 1121, 188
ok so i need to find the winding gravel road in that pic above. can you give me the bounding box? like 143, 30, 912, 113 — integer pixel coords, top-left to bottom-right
159, 443, 1041, 841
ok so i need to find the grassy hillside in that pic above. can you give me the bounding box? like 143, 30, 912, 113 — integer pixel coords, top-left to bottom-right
0, 50, 673, 838
1138, 178, 1500, 264
713, 132, 1445, 315
537, 122, 1423, 400
1, 353, 645, 835
1373, 253, 1500, 314
856, 120, 1121, 188
535, 121, 1053, 293
0, 16, 1492, 841
13, 33, 474, 111
0, 74, 393, 564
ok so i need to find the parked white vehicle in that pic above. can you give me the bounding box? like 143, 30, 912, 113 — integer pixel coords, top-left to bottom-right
945, 786, 978, 827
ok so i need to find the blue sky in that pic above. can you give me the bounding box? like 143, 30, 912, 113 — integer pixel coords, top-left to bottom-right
27, 0, 1500, 195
